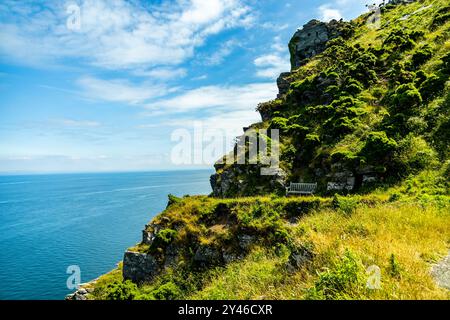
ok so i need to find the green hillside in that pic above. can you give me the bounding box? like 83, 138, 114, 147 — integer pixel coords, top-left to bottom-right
70, 0, 450, 301
212, 0, 449, 197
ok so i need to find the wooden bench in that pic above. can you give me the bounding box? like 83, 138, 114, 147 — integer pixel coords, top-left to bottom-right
286, 183, 317, 196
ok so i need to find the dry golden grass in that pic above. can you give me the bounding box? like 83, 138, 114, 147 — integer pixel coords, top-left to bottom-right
191, 201, 450, 300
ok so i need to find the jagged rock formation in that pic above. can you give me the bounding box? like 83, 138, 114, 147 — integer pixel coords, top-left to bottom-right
277, 72, 293, 98
289, 19, 347, 69
123, 251, 159, 283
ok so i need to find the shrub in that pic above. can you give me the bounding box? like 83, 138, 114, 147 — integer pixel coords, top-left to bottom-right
270, 117, 289, 131
391, 83, 422, 112
406, 116, 428, 134
332, 195, 358, 215
395, 135, 437, 172
388, 254, 401, 279
105, 280, 138, 300
383, 29, 416, 51
151, 228, 178, 251
360, 131, 398, 162
343, 78, 364, 95
167, 194, 181, 208
414, 70, 428, 87
307, 250, 363, 300
411, 46, 433, 67
151, 282, 182, 300
431, 7, 450, 29
419, 74, 446, 101
387, 62, 415, 86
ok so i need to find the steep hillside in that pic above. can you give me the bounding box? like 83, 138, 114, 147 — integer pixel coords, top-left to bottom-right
211, 0, 450, 197
68, 0, 450, 301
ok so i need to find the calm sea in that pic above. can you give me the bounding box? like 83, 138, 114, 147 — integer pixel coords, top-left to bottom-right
0, 170, 213, 300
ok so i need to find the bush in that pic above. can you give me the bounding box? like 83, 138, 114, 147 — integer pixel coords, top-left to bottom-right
332, 195, 358, 215
392, 83, 422, 112
167, 194, 181, 208
395, 135, 437, 172
411, 46, 432, 67
151, 282, 182, 300
388, 254, 401, 279
151, 228, 178, 251
431, 8, 450, 29
419, 74, 446, 101
307, 250, 363, 300
406, 116, 428, 134
270, 117, 289, 131
105, 280, 138, 300
387, 62, 415, 86
360, 131, 398, 162
383, 29, 416, 51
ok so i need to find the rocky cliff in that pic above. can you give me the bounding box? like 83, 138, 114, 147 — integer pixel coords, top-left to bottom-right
67, 0, 450, 300
211, 0, 448, 198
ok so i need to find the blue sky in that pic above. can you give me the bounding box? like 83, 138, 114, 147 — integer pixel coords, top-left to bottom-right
0, 0, 374, 174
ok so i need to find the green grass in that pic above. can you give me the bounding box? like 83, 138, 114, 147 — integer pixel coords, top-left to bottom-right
87, 191, 449, 300
84, 0, 450, 301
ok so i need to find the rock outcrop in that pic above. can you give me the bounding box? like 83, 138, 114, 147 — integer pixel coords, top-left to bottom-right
276, 72, 293, 98
431, 251, 450, 290
122, 251, 159, 284
289, 19, 346, 69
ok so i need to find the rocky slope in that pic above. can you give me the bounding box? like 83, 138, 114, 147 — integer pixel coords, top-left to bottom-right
68, 0, 450, 300
211, 0, 450, 198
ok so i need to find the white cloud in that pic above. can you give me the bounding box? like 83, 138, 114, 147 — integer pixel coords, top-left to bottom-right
0, 0, 254, 70
201, 39, 240, 66
54, 119, 101, 128
145, 82, 277, 114
133, 67, 187, 80
192, 74, 208, 81
77, 76, 168, 104
318, 5, 343, 21
254, 54, 290, 79
253, 36, 290, 79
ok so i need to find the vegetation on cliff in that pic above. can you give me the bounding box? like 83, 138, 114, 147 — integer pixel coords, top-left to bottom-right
86, 182, 449, 300
72, 0, 450, 301
212, 0, 450, 197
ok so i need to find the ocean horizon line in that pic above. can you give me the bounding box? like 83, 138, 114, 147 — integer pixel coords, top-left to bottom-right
0, 167, 214, 177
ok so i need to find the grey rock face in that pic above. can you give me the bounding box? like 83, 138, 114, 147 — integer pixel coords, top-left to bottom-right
326, 170, 355, 191
65, 284, 95, 300
142, 230, 155, 245
122, 251, 159, 284
431, 251, 450, 290
210, 168, 236, 198
222, 250, 243, 264
277, 72, 292, 98
193, 246, 223, 268
289, 19, 343, 68
287, 245, 315, 271
238, 234, 256, 250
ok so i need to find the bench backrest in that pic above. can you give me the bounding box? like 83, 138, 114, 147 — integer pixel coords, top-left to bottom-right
289, 183, 317, 192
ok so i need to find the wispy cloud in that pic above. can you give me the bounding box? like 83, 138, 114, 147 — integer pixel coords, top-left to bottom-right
145, 82, 277, 114
201, 39, 240, 66
54, 119, 101, 128
132, 67, 187, 80
318, 4, 343, 21
253, 36, 290, 79
76, 76, 169, 104
0, 0, 254, 71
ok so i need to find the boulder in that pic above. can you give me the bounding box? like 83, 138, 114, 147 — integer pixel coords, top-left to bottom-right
287, 245, 315, 271
122, 251, 159, 284
193, 246, 223, 268
237, 234, 256, 250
